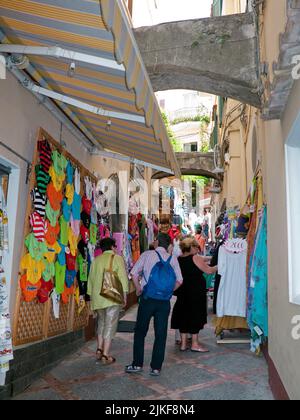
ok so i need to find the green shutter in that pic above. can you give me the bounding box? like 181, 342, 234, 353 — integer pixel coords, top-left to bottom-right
212, 0, 223, 17
218, 97, 224, 127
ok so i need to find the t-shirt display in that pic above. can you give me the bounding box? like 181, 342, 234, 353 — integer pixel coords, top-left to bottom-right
0, 275, 14, 386
46, 201, 60, 227
19, 137, 113, 339
30, 187, 46, 218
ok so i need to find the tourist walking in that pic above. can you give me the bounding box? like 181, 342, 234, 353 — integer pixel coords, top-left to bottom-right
125, 233, 183, 376
171, 238, 218, 353
87, 238, 128, 365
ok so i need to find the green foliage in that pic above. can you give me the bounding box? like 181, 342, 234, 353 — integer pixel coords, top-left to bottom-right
171, 114, 210, 125
161, 111, 183, 152
182, 175, 210, 187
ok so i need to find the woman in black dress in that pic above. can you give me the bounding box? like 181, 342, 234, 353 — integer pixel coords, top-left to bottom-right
171, 238, 218, 352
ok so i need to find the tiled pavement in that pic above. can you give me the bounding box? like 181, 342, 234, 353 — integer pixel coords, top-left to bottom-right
13, 303, 274, 400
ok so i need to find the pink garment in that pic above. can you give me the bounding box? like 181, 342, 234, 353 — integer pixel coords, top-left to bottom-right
94, 248, 103, 258
70, 215, 80, 238
99, 224, 110, 240
113, 233, 124, 256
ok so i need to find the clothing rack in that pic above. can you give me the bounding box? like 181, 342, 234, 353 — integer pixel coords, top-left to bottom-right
214, 237, 251, 346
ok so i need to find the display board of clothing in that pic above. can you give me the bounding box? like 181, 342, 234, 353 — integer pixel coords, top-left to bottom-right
128, 214, 140, 263
247, 206, 268, 353
123, 233, 134, 274
147, 218, 155, 245
0, 187, 12, 386
217, 240, 248, 318
0, 274, 13, 386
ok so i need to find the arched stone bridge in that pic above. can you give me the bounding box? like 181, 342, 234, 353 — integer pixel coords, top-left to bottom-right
152, 152, 217, 179
134, 13, 261, 107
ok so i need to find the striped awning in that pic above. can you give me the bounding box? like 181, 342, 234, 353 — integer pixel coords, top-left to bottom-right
0, 0, 180, 176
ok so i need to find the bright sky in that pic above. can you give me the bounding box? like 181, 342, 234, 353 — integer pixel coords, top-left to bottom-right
132, 0, 212, 27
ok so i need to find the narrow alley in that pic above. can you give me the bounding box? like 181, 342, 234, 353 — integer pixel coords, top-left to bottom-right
0, 0, 299, 403
13, 302, 273, 401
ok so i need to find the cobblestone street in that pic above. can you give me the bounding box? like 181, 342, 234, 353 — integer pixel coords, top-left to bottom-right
13, 303, 274, 401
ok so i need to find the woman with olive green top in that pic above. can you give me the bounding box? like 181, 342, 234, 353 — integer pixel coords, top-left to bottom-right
88, 238, 129, 364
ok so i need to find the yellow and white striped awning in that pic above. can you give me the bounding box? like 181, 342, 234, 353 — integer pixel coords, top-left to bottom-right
0, 0, 180, 176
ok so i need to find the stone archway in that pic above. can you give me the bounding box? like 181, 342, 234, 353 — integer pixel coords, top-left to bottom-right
152, 152, 218, 180
134, 12, 261, 107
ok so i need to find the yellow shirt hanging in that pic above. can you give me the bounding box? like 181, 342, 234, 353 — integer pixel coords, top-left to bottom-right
65, 184, 75, 205
49, 166, 66, 192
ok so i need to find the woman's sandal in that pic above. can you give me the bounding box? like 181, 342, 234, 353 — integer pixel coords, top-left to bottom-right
101, 355, 116, 365
96, 349, 103, 360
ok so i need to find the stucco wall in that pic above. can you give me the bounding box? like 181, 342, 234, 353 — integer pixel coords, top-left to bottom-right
0, 72, 130, 317
264, 78, 300, 400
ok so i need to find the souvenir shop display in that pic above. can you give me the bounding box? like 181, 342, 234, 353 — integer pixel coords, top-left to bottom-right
247, 205, 268, 353
213, 173, 268, 353
128, 213, 140, 263
0, 274, 13, 386
0, 190, 13, 386
13, 129, 103, 347
213, 207, 250, 339
216, 238, 248, 319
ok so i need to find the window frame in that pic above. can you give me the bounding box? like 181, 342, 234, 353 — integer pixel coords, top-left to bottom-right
285, 114, 300, 306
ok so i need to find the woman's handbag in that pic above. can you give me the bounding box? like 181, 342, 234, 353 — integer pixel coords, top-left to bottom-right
100, 254, 124, 305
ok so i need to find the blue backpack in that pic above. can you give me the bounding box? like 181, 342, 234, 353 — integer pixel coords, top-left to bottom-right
143, 251, 177, 301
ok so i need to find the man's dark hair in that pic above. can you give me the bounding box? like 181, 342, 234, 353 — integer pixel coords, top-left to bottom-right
157, 233, 171, 250
100, 238, 116, 252
196, 227, 202, 235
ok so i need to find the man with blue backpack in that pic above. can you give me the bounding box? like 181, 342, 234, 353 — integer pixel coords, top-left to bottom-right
125, 233, 183, 377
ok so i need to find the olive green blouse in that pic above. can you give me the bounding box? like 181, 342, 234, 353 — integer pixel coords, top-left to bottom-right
87, 251, 129, 310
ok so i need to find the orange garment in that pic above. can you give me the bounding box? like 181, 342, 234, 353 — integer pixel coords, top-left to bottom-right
131, 237, 140, 263
47, 182, 63, 211
195, 234, 206, 253
61, 284, 74, 305
45, 221, 60, 246
20, 274, 42, 302
49, 166, 65, 192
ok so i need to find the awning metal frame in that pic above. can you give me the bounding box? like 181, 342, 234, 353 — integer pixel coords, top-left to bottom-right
91, 149, 175, 175
0, 44, 126, 72
1, 44, 145, 124
25, 80, 146, 124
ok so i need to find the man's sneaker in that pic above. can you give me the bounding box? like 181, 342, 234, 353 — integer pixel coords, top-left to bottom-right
149, 369, 161, 377
125, 364, 143, 374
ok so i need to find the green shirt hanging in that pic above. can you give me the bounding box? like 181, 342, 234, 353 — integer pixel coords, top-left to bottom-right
60, 215, 69, 246
77, 253, 88, 282
25, 233, 48, 261
90, 224, 98, 245
43, 260, 55, 282
46, 201, 60, 227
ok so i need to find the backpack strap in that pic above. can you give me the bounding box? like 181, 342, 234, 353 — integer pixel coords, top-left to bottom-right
155, 251, 172, 265
155, 251, 164, 263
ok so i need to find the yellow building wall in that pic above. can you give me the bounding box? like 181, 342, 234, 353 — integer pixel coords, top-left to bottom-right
215, 0, 300, 399
222, 0, 246, 15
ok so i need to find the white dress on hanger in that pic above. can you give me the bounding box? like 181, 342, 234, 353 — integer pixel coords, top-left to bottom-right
217, 244, 247, 318
74, 168, 81, 195
84, 176, 93, 200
